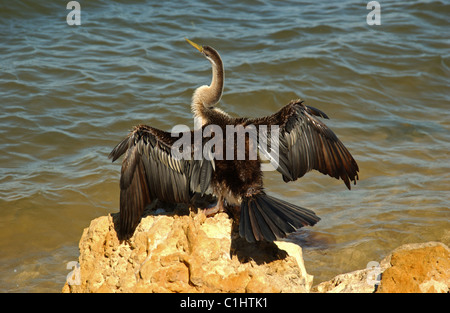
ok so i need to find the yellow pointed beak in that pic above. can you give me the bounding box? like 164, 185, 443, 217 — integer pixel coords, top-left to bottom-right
185, 38, 203, 53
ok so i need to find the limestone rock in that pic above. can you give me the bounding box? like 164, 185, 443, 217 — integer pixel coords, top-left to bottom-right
377, 242, 450, 293
62, 211, 313, 293
313, 241, 450, 293
312, 268, 380, 293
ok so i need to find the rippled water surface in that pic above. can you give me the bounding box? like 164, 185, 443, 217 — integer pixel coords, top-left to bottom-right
1, 0, 449, 292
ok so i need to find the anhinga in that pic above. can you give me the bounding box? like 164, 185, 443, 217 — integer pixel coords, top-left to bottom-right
109, 38, 359, 242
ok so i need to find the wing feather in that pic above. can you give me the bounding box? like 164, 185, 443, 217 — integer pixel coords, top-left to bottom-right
109, 125, 215, 240
249, 99, 359, 189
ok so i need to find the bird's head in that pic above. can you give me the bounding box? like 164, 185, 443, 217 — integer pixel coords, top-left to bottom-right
185, 38, 220, 67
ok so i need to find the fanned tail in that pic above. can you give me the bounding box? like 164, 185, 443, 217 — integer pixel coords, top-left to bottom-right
239, 193, 320, 243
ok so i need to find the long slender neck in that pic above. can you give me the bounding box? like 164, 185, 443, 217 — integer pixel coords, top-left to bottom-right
209, 56, 224, 104
191, 50, 224, 122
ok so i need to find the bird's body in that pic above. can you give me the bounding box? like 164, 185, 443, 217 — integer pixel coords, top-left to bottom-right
109, 39, 359, 242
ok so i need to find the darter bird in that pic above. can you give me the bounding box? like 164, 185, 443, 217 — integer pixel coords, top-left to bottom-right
109, 38, 359, 242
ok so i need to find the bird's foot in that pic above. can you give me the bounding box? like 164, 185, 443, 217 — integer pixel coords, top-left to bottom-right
201, 201, 225, 217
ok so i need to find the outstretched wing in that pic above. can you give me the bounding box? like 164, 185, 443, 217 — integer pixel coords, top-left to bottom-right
249, 99, 359, 189
109, 124, 214, 240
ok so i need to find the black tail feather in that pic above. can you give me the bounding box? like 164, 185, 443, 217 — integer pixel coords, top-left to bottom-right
239, 194, 320, 243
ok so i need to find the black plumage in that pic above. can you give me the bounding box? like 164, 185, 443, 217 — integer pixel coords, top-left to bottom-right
109, 39, 359, 242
